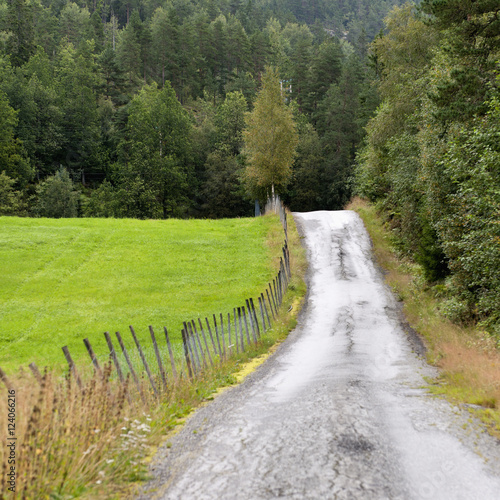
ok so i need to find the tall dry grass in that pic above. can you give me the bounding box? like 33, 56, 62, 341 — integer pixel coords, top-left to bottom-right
0, 363, 162, 498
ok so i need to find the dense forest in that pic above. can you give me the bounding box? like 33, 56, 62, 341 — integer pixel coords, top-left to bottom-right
0, 0, 404, 218
355, 1, 500, 334
2, 0, 500, 333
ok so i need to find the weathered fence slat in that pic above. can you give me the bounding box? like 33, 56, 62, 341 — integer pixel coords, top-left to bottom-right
164, 327, 178, 380
83, 338, 102, 376
181, 327, 193, 380
246, 300, 257, 344
258, 296, 268, 333
129, 326, 158, 397
211, 315, 223, 359
233, 308, 239, 354
242, 306, 252, 346
28, 362, 43, 385
269, 283, 278, 316
227, 312, 233, 356
205, 316, 217, 357
266, 288, 276, 320
280, 258, 288, 288
220, 313, 226, 360
186, 322, 200, 373
149, 326, 167, 390
250, 298, 261, 339
115, 331, 143, 398
62, 346, 82, 388
0, 367, 13, 390
104, 332, 124, 383
261, 292, 272, 328
192, 320, 208, 369
198, 319, 214, 367
238, 307, 245, 352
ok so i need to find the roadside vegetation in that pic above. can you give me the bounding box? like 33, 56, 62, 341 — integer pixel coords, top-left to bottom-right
0, 211, 307, 499
348, 198, 500, 439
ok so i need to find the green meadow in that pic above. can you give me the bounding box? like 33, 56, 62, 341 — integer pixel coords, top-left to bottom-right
0, 216, 282, 372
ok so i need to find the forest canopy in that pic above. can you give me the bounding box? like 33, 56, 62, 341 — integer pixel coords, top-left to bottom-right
0, 0, 403, 218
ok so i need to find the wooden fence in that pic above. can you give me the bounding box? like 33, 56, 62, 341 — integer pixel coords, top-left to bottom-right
0, 197, 292, 396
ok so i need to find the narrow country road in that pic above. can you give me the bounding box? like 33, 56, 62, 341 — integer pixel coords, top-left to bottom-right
138, 211, 500, 500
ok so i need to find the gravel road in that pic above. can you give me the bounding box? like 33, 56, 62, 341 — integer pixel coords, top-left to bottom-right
138, 210, 500, 500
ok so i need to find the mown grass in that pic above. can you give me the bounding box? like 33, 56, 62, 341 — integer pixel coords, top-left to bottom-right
0, 216, 282, 373
347, 197, 500, 438
0, 211, 308, 499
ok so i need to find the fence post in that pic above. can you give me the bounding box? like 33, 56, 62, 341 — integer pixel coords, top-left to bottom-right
129, 326, 158, 397
233, 308, 239, 354
181, 327, 193, 380
197, 319, 214, 367
164, 327, 178, 380
104, 332, 124, 383
227, 312, 233, 356
275, 274, 280, 306
192, 320, 207, 369
62, 346, 82, 388
185, 322, 200, 373
238, 307, 245, 352
204, 316, 217, 356
149, 326, 168, 391
28, 363, 43, 385
210, 315, 222, 358
83, 338, 102, 376
220, 313, 226, 360
258, 296, 267, 333
246, 300, 257, 344
0, 368, 13, 390
261, 292, 271, 328
242, 306, 252, 345
115, 331, 145, 401
250, 298, 261, 338
266, 288, 276, 319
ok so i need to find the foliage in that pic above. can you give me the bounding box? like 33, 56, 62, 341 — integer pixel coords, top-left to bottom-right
0, 170, 26, 215
0, 0, 382, 216
34, 167, 79, 218
243, 66, 298, 196
118, 82, 193, 218
355, 1, 500, 333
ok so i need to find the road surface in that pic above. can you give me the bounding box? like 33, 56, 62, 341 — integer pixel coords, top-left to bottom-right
138, 210, 500, 500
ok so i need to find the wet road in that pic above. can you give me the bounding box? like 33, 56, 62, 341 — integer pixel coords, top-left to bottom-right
138, 211, 500, 500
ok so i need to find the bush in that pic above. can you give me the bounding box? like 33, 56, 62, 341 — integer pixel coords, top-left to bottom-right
0, 170, 27, 216
35, 167, 80, 218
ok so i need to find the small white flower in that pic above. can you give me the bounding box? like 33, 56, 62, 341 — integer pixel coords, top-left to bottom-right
96, 480, 102, 485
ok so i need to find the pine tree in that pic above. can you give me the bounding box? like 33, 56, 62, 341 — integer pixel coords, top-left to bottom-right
5, 0, 35, 67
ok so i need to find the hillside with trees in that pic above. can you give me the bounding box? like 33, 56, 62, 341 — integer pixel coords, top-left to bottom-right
355, 1, 500, 334
0, 0, 405, 218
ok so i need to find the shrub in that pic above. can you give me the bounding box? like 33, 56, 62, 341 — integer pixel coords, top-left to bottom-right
35, 167, 79, 218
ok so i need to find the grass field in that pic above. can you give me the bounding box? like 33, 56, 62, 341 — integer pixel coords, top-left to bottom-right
0, 215, 282, 372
